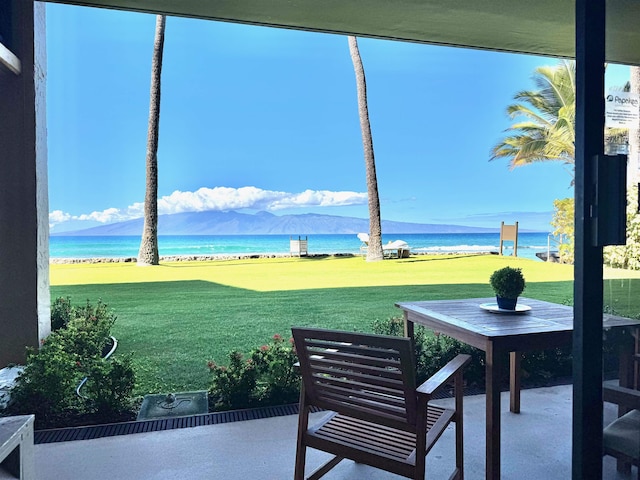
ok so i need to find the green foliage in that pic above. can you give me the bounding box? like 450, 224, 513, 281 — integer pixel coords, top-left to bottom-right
489, 266, 526, 299
51, 255, 575, 393
372, 317, 485, 385
605, 186, 640, 270
57, 300, 116, 359
51, 296, 73, 331
490, 60, 576, 180
4, 299, 135, 429
371, 317, 585, 388
551, 197, 575, 264
207, 351, 258, 410
251, 334, 300, 406
207, 334, 300, 411
7, 340, 84, 427
416, 332, 486, 386
83, 355, 136, 420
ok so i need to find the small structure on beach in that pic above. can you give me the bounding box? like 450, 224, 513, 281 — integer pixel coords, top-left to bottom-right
289, 236, 308, 257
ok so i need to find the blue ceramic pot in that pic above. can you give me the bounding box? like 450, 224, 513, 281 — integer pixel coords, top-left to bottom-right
496, 296, 518, 310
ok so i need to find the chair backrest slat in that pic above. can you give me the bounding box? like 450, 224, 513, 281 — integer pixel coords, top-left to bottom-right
309, 359, 405, 389
293, 327, 418, 431
309, 372, 405, 398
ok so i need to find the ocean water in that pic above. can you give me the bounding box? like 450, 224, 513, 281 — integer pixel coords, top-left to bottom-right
49, 232, 556, 261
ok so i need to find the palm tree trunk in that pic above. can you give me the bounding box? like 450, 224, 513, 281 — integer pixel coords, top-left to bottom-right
138, 15, 165, 266
348, 36, 384, 262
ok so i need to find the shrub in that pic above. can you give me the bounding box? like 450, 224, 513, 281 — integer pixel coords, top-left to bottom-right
489, 266, 526, 299
56, 301, 115, 360
372, 316, 579, 388
207, 351, 259, 410
251, 334, 300, 406
51, 296, 73, 331
605, 185, 640, 270
207, 334, 300, 411
4, 298, 135, 429
7, 339, 84, 428
83, 355, 136, 420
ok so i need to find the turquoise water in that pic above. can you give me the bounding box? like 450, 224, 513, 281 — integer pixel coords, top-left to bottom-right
49, 232, 555, 261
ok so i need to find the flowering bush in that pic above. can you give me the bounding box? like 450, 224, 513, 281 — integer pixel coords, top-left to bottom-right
207, 351, 258, 410
207, 334, 300, 411
251, 334, 300, 406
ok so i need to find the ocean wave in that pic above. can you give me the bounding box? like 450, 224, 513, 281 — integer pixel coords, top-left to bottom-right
413, 245, 499, 253
413, 244, 550, 253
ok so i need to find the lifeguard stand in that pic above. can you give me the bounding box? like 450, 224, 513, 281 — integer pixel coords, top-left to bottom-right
499, 221, 519, 257
290, 236, 308, 257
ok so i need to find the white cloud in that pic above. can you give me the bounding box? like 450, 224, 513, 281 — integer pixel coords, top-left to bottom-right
49, 210, 71, 224
49, 186, 367, 229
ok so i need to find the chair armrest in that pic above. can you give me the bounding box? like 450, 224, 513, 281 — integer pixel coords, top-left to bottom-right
417, 354, 471, 397
604, 383, 640, 410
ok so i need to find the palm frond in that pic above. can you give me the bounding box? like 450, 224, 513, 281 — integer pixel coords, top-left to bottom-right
491, 60, 576, 183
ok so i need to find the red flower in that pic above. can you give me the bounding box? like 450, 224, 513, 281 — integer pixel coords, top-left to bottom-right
273, 334, 283, 341
207, 360, 216, 370
260, 345, 269, 352
75, 361, 82, 367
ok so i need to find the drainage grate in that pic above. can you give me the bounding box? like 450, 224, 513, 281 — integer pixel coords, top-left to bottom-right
33, 379, 569, 445
34, 403, 310, 445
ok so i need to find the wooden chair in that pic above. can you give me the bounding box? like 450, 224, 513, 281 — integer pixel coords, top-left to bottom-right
292, 327, 470, 480
604, 330, 640, 478
499, 221, 519, 257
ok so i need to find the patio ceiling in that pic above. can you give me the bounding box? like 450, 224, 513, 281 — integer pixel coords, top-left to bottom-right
46, 0, 640, 66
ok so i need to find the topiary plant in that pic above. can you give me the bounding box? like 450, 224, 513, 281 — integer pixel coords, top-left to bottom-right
489, 266, 526, 300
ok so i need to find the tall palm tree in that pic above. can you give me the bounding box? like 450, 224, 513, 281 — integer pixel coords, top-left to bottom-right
137, 15, 166, 266
490, 60, 576, 183
348, 36, 384, 262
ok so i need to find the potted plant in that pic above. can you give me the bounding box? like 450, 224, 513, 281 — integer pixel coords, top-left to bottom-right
489, 266, 526, 310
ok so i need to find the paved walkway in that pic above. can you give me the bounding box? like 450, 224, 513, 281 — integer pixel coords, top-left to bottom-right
35, 385, 631, 479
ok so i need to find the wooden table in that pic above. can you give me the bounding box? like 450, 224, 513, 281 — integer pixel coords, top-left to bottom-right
0, 415, 34, 479
396, 297, 640, 480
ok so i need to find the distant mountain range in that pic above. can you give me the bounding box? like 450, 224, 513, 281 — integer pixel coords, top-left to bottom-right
51, 210, 502, 236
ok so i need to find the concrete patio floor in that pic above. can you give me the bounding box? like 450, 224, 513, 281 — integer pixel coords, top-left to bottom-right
35, 384, 633, 479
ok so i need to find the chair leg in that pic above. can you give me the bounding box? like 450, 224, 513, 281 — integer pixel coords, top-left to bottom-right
294, 389, 309, 480
307, 456, 343, 480
294, 443, 306, 480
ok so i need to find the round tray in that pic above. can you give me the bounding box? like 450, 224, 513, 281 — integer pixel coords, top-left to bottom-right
479, 302, 531, 314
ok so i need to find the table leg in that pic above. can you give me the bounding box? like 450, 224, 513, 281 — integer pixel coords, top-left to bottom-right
509, 351, 521, 413
403, 312, 414, 339
616, 329, 636, 474
486, 341, 502, 480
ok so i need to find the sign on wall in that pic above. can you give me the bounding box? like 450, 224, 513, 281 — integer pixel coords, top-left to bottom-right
605, 90, 640, 128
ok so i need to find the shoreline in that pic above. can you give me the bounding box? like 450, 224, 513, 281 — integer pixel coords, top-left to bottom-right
49, 251, 500, 264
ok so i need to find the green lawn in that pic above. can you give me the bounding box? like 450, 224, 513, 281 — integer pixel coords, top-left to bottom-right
49, 254, 640, 394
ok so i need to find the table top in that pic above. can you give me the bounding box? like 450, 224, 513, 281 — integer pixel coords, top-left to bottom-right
396, 297, 640, 340
0, 415, 33, 450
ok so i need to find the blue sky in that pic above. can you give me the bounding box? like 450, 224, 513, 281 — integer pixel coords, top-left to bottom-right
46, 4, 630, 233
